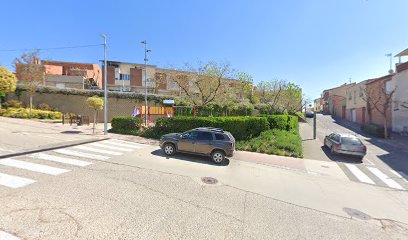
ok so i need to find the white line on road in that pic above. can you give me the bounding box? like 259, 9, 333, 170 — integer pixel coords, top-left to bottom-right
398, 171, 408, 182
0, 158, 69, 176
0, 172, 36, 188
344, 164, 375, 185
364, 158, 375, 166
72, 145, 123, 156
110, 139, 148, 147
104, 140, 144, 149
367, 167, 405, 190
88, 142, 133, 152
54, 149, 110, 160
28, 153, 92, 167
0, 231, 20, 240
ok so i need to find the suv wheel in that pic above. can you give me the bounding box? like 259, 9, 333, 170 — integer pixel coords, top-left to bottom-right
211, 150, 225, 164
163, 143, 176, 156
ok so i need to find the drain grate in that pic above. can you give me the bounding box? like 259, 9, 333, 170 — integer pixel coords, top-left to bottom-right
61, 131, 82, 134
343, 207, 371, 220
201, 177, 218, 184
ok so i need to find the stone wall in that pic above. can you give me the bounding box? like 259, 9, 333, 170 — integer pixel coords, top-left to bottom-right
8, 91, 164, 122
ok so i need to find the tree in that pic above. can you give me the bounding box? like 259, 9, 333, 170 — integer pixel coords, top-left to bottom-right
0, 66, 18, 109
361, 80, 395, 138
86, 96, 104, 134
167, 61, 233, 107
236, 72, 254, 99
14, 51, 45, 117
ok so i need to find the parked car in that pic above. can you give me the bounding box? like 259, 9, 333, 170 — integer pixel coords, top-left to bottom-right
159, 127, 235, 164
324, 133, 367, 160
305, 111, 315, 118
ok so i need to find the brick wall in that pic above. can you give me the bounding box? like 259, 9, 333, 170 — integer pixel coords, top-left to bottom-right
366, 76, 393, 128
130, 68, 143, 86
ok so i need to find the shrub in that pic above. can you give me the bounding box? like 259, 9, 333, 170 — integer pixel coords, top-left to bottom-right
0, 107, 62, 119
152, 116, 269, 141
111, 116, 143, 131
260, 114, 298, 131
361, 123, 384, 138
236, 128, 303, 158
38, 103, 52, 111
3, 100, 23, 108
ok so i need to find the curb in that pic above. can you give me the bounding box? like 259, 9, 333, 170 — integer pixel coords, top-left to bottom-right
0, 137, 109, 159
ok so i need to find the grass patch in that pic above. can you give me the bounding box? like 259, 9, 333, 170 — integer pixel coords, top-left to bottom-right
236, 128, 303, 158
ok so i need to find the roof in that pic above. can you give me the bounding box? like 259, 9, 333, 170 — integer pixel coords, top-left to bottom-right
42, 60, 96, 66
105, 60, 156, 68
365, 74, 394, 85
322, 82, 356, 93
395, 48, 408, 57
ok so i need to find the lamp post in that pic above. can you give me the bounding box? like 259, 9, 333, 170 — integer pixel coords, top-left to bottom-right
101, 34, 108, 135
386, 53, 393, 74
140, 40, 151, 126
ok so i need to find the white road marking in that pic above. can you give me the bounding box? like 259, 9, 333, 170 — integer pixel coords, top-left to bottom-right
110, 139, 147, 147
72, 145, 123, 155
344, 164, 375, 185
365, 158, 375, 166
28, 153, 92, 167
367, 167, 405, 190
0, 172, 36, 188
0, 231, 20, 240
54, 149, 110, 160
104, 140, 144, 149
0, 158, 69, 176
88, 142, 133, 152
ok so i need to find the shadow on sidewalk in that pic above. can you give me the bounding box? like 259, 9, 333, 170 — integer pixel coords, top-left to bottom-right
150, 149, 230, 166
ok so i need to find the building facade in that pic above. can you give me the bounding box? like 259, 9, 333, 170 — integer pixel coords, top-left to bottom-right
392, 61, 408, 133
322, 83, 355, 118
345, 80, 368, 124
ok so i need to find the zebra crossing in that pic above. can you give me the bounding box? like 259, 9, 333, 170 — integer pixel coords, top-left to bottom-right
341, 163, 407, 190
0, 139, 147, 189
0, 230, 20, 240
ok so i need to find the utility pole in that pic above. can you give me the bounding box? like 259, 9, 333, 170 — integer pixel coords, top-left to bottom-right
140, 41, 151, 126
313, 112, 317, 140
101, 34, 108, 135
386, 53, 393, 74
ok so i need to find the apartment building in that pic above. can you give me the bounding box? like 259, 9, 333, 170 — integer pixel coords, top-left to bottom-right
392, 50, 408, 133
322, 83, 355, 118
345, 80, 368, 124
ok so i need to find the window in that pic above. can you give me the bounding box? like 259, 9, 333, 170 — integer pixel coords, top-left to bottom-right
119, 74, 130, 81
197, 132, 213, 141
333, 135, 341, 142
385, 81, 392, 94
182, 131, 198, 140
215, 134, 225, 140
353, 91, 356, 104
348, 92, 352, 100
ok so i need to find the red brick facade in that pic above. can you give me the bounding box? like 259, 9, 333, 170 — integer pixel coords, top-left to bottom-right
365, 75, 393, 129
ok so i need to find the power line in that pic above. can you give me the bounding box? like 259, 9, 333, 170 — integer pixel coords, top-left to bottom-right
0, 44, 103, 52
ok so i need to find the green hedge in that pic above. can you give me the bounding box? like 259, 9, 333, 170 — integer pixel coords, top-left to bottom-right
361, 123, 384, 138
111, 116, 143, 131
260, 114, 298, 131
148, 116, 270, 141
236, 128, 303, 158
0, 107, 62, 119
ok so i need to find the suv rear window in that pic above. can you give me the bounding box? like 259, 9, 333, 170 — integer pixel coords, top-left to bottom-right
197, 132, 213, 141
215, 134, 225, 140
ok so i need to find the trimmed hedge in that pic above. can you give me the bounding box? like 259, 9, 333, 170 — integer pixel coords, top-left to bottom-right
0, 107, 62, 119
260, 114, 298, 131
144, 116, 270, 141
111, 116, 143, 131
361, 123, 385, 138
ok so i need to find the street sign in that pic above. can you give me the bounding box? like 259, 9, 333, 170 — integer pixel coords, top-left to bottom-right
163, 99, 175, 105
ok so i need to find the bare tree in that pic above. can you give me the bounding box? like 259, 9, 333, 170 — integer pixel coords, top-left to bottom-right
14, 51, 45, 117
361, 81, 395, 138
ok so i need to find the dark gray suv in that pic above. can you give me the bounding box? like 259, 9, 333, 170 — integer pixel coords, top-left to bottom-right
159, 127, 235, 164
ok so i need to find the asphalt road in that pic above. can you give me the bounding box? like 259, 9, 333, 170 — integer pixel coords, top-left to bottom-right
1, 118, 408, 239
303, 114, 408, 190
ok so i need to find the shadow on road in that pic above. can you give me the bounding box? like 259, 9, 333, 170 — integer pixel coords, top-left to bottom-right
150, 149, 230, 166
320, 146, 363, 164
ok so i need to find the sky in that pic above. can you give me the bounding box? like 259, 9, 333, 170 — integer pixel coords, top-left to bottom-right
1, 0, 408, 100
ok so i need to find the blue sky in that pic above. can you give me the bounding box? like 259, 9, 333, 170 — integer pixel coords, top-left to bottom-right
1, 0, 408, 100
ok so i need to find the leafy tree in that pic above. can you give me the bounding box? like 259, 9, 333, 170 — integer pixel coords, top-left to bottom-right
14, 51, 45, 117
0, 66, 18, 109
86, 96, 104, 133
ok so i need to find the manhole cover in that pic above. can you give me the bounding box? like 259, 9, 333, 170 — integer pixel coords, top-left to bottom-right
61, 131, 82, 134
343, 207, 371, 220
201, 177, 218, 184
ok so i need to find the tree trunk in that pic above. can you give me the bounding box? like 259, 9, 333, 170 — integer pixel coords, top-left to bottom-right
383, 117, 388, 139
29, 95, 33, 118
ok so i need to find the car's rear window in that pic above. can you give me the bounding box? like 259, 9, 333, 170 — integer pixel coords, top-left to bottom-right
215, 134, 225, 140
341, 137, 362, 145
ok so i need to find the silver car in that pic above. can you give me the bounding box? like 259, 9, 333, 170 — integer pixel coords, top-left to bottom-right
324, 133, 367, 160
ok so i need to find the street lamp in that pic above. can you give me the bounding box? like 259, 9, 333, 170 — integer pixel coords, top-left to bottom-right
140, 40, 151, 126
101, 34, 108, 135
385, 53, 393, 74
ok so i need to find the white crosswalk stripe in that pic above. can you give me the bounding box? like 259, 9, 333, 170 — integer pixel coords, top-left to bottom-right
104, 140, 144, 149
72, 145, 123, 155
399, 171, 408, 182
0, 172, 36, 188
110, 139, 147, 147
28, 153, 92, 167
0, 231, 20, 240
54, 149, 110, 160
0, 158, 69, 176
88, 142, 133, 152
344, 163, 375, 185
367, 167, 405, 190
